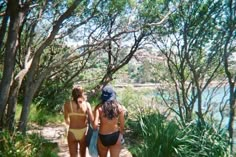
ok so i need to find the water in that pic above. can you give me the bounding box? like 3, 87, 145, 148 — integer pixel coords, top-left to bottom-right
154, 85, 232, 127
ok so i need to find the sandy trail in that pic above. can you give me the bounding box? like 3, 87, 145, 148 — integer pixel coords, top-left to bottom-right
29, 123, 132, 157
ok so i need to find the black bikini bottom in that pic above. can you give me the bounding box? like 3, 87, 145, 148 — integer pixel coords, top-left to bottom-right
99, 131, 120, 146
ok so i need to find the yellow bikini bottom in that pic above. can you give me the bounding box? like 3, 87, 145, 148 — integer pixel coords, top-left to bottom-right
69, 127, 87, 141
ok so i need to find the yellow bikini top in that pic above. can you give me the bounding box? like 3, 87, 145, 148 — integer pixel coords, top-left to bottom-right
68, 101, 86, 117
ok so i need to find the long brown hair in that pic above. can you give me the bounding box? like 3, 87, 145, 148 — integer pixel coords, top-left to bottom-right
72, 85, 85, 110
102, 100, 119, 120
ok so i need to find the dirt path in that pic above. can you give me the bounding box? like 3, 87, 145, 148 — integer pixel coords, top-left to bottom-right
29, 123, 132, 157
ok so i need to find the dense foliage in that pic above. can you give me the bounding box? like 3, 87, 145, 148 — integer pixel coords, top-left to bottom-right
128, 112, 231, 157
0, 131, 57, 157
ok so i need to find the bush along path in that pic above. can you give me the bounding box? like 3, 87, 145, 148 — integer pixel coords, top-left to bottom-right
28, 123, 132, 157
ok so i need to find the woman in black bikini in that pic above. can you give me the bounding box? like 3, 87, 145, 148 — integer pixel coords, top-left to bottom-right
93, 85, 125, 157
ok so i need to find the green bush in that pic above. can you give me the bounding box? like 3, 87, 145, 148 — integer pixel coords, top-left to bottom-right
117, 86, 155, 118
128, 112, 231, 157
28, 106, 64, 125
177, 122, 231, 157
129, 113, 183, 157
0, 130, 58, 157
34, 80, 71, 112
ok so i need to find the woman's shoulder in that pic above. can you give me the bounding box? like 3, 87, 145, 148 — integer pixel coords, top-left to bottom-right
95, 103, 102, 108
116, 103, 127, 113
63, 100, 72, 111
64, 100, 71, 106
94, 103, 103, 111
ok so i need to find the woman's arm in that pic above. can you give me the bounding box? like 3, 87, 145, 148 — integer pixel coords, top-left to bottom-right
63, 102, 70, 125
118, 105, 125, 135
86, 102, 94, 123
93, 105, 100, 130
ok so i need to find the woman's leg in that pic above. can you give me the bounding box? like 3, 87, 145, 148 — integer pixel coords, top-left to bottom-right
67, 131, 78, 157
78, 135, 86, 157
109, 134, 122, 157
97, 136, 109, 157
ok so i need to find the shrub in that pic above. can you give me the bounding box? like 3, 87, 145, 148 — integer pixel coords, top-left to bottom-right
177, 121, 231, 157
28, 106, 64, 125
34, 81, 71, 113
117, 86, 155, 119
128, 112, 231, 157
129, 113, 183, 157
0, 130, 58, 157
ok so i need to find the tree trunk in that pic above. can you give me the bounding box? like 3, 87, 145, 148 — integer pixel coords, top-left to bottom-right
6, 0, 46, 132
6, 80, 19, 132
18, 66, 51, 133
6, 66, 31, 132
0, 1, 23, 129
228, 84, 235, 152
17, 0, 83, 133
18, 84, 36, 133
0, 7, 9, 49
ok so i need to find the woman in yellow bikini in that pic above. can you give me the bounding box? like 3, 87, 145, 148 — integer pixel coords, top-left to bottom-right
94, 85, 125, 157
64, 85, 94, 157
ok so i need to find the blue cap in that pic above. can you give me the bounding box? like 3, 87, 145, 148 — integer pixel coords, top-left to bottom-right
101, 85, 116, 102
